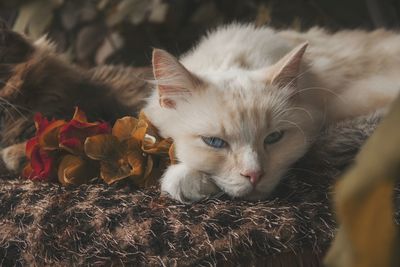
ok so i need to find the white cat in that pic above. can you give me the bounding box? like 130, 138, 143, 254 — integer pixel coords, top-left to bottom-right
143, 24, 400, 203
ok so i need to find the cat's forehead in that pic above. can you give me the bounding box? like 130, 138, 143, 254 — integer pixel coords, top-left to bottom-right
205, 71, 290, 114
203, 69, 261, 91
218, 91, 277, 135
194, 74, 292, 138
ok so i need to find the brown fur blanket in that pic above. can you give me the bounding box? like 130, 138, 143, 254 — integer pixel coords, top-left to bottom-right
2, 112, 398, 267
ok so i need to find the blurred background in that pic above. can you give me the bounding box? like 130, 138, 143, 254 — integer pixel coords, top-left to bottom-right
0, 0, 399, 67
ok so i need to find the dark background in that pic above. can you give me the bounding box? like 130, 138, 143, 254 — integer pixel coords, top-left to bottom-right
0, 0, 399, 67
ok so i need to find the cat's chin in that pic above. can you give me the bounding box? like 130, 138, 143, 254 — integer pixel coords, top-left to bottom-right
215, 181, 254, 199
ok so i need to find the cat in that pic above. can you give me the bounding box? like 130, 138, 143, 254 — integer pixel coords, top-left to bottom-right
143, 24, 400, 203
0, 26, 151, 172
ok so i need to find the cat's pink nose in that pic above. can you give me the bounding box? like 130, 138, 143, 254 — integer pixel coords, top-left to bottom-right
240, 170, 263, 185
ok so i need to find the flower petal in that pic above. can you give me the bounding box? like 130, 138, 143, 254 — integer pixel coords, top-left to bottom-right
130, 156, 160, 188
143, 156, 153, 179
143, 137, 173, 154
132, 119, 147, 141
135, 112, 172, 154
25, 145, 55, 181
34, 113, 50, 135
58, 155, 99, 185
25, 137, 38, 160
126, 150, 144, 176
84, 134, 122, 161
112, 116, 138, 141
59, 111, 111, 154
22, 163, 33, 179
99, 142, 145, 185
100, 159, 137, 184
139, 111, 162, 140
38, 119, 66, 150
71, 107, 88, 123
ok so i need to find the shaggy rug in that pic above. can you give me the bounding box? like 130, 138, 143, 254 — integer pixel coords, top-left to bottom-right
2, 112, 398, 267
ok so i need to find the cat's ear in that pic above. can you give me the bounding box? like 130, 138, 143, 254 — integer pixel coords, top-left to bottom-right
269, 42, 308, 88
152, 48, 203, 109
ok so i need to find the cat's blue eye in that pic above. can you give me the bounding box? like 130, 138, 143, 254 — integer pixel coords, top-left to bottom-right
264, 131, 284, 145
201, 136, 228, 149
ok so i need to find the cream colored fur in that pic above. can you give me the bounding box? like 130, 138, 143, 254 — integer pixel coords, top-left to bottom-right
144, 24, 400, 203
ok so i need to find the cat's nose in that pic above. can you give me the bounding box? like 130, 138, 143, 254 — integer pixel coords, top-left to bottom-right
240, 170, 263, 185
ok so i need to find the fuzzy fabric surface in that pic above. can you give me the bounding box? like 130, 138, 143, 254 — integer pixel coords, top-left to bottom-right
1, 112, 398, 267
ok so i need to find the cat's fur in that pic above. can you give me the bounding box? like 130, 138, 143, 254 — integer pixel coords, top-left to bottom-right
144, 24, 400, 202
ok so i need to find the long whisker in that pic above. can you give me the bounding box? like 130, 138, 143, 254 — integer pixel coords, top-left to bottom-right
283, 107, 315, 122
271, 103, 314, 123
285, 65, 314, 87
0, 102, 18, 122
290, 86, 346, 105
277, 119, 307, 144
0, 97, 29, 120
0, 80, 25, 97
286, 166, 324, 176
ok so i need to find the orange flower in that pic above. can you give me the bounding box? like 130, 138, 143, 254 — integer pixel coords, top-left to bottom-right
85, 112, 174, 187
57, 154, 99, 185
56, 107, 110, 185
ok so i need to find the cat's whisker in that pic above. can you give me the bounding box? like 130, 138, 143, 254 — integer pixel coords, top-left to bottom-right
0, 80, 24, 94
318, 100, 329, 131
0, 101, 28, 117
283, 107, 315, 122
290, 86, 346, 105
0, 80, 27, 98
270, 98, 292, 121
285, 66, 314, 88
0, 83, 34, 116
0, 97, 29, 121
0, 103, 18, 122
277, 119, 307, 144
286, 166, 326, 176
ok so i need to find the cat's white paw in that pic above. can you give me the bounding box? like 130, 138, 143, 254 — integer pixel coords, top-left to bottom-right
161, 163, 220, 203
1, 142, 27, 172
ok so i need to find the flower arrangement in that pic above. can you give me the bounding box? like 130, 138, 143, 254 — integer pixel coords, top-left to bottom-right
23, 107, 175, 187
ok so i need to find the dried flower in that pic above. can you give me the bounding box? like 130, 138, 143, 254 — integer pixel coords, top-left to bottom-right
22, 113, 66, 181
59, 108, 111, 154
23, 108, 174, 187
85, 112, 173, 187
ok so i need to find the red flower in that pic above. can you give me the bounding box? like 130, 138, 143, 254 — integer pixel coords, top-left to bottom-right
23, 107, 110, 182
23, 113, 66, 181
59, 108, 111, 154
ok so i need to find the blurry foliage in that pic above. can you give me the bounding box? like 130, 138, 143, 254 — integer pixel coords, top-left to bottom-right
2, 0, 400, 67
325, 95, 400, 267
13, 0, 62, 39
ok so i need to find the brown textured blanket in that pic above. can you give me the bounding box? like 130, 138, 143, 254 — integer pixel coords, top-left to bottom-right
2, 112, 397, 267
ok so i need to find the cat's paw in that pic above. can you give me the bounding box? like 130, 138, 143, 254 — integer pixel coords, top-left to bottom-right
161, 164, 220, 203
1, 142, 27, 173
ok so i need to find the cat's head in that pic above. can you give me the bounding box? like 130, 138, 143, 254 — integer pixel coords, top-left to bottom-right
145, 43, 321, 200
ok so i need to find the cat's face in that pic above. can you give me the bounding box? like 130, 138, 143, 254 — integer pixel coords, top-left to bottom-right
146, 43, 319, 199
